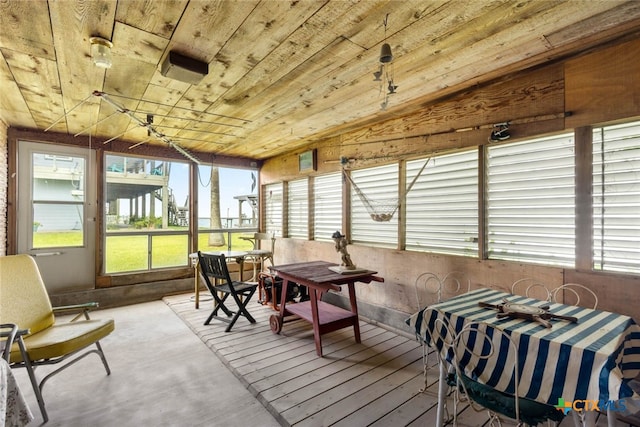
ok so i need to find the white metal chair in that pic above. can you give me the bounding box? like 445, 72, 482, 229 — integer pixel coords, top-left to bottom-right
440, 271, 471, 301
451, 322, 565, 427
414, 271, 471, 393
512, 279, 598, 310
551, 283, 598, 309
428, 314, 457, 424
240, 232, 276, 281
414, 272, 443, 392
511, 278, 552, 301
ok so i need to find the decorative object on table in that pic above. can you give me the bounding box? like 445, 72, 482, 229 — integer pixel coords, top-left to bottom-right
478, 298, 578, 328
329, 231, 367, 274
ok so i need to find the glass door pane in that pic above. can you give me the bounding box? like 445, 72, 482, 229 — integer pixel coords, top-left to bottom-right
32, 153, 85, 248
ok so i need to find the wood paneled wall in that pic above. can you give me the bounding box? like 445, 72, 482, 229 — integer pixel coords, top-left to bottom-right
0, 119, 7, 256
262, 62, 567, 183
566, 37, 640, 128
262, 37, 640, 320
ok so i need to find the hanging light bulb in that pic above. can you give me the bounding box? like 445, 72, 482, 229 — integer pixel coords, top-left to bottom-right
90, 37, 113, 69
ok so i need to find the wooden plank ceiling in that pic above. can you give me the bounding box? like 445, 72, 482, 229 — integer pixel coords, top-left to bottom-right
1, 0, 640, 162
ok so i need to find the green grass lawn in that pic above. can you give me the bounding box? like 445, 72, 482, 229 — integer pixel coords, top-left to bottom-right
34, 230, 255, 273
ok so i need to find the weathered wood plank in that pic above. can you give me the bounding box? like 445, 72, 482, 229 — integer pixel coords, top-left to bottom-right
276, 340, 420, 422
0, 50, 34, 127
236, 322, 380, 374
165, 292, 603, 427
0, 0, 55, 59
312, 359, 424, 426
4, 1, 640, 160
227, 1, 636, 159
47, 0, 117, 135
115, 0, 187, 40
565, 37, 640, 129
2, 50, 66, 131
368, 381, 440, 427
254, 328, 400, 396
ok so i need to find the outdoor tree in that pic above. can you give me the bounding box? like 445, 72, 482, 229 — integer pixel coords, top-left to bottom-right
208, 166, 225, 246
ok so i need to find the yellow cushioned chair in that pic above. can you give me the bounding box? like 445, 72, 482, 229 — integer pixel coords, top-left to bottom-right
0, 254, 115, 423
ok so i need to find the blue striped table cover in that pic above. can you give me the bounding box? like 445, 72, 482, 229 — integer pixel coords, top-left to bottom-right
406, 288, 640, 406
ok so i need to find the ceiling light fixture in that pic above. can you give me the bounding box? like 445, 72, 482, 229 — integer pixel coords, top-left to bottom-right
90, 37, 113, 69
160, 51, 208, 85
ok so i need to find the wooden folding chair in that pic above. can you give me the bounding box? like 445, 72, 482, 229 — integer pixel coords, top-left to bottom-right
197, 251, 259, 332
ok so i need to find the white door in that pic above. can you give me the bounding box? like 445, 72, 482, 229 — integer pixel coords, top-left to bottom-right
17, 141, 96, 293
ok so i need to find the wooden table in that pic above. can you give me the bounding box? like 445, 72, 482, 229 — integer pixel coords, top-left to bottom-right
268, 261, 383, 357
189, 251, 249, 309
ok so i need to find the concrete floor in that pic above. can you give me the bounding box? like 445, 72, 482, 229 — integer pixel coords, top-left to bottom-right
13, 299, 281, 427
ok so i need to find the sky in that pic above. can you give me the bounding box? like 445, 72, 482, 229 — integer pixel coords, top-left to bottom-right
174, 163, 256, 219
107, 155, 256, 221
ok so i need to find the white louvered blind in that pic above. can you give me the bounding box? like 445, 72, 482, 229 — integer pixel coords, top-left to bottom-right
487, 133, 575, 266
264, 182, 283, 237
593, 121, 640, 274
406, 151, 478, 256
313, 172, 342, 242
287, 178, 308, 239
350, 164, 398, 248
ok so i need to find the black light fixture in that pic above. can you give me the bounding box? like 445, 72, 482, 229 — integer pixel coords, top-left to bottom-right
160, 51, 208, 85
488, 122, 511, 142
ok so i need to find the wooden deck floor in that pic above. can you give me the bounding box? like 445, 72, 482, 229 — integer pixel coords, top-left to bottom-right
163, 293, 618, 427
